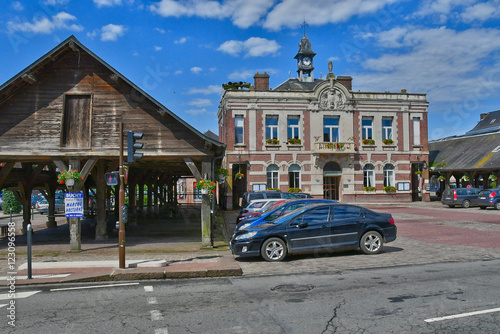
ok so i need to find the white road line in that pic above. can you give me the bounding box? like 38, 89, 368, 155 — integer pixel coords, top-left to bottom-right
0, 291, 41, 300
155, 328, 169, 334
148, 296, 158, 305
144, 285, 154, 292
425, 307, 500, 323
50, 283, 139, 292
150, 310, 164, 321
0, 304, 8, 309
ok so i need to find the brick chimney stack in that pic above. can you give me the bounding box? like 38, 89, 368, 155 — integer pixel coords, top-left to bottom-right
254, 72, 270, 91
337, 76, 352, 91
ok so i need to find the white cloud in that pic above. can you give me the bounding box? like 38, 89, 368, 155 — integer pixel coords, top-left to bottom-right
12, 1, 24, 11
154, 46, 162, 51
43, 0, 71, 5
185, 108, 212, 116
87, 29, 98, 39
149, 0, 274, 28
352, 26, 500, 106
7, 12, 83, 34
188, 85, 221, 95
101, 24, 126, 41
263, 0, 400, 30
413, 0, 475, 17
174, 70, 182, 75
94, 0, 123, 8
175, 37, 187, 44
191, 66, 203, 74
155, 27, 166, 34
218, 37, 280, 57
227, 68, 277, 81
461, 1, 500, 23
188, 98, 212, 107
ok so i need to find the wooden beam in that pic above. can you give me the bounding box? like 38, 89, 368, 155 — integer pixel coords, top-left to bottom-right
183, 158, 202, 181
52, 158, 68, 172
21, 73, 36, 84
0, 162, 15, 189
80, 158, 98, 183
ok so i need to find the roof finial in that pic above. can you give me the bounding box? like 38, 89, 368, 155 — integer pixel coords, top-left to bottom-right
300, 19, 309, 36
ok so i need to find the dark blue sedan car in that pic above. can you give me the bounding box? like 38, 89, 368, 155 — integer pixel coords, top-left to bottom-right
230, 203, 397, 262
234, 198, 336, 233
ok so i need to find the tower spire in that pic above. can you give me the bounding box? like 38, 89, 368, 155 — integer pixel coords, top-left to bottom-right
300, 20, 309, 36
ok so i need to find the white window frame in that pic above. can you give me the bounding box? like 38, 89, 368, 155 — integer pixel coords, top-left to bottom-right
267, 164, 279, 189
266, 116, 278, 140
287, 116, 300, 140
383, 164, 395, 187
363, 164, 375, 187
382, 117, 393, 140
413, 117, 421, 146
323, 116, 339, 142
362, 118, 373, 140
235, 116, 244, 145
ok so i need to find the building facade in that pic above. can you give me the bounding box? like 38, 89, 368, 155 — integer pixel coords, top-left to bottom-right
218, 34, 430, 209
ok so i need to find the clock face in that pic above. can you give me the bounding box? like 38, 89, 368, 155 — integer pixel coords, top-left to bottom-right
302, 57, 311, 65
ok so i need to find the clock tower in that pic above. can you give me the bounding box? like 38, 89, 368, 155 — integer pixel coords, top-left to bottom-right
294, 34, 316, 82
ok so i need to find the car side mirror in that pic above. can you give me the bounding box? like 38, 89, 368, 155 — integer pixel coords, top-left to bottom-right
298, 222, 308, 228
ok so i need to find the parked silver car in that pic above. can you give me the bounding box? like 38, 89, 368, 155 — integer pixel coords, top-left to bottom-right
36, 199, 65, 214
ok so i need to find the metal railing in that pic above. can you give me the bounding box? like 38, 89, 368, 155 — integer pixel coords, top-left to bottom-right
314, 142, 355, 153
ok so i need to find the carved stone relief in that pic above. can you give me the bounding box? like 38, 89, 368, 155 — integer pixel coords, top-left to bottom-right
319, 88, 346, 110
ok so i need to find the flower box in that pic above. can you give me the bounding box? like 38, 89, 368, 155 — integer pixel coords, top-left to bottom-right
362, 138, 375, 145
287, 138, 301, 145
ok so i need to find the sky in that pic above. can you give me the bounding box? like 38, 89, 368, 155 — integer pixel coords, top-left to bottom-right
1, 0, 500, 141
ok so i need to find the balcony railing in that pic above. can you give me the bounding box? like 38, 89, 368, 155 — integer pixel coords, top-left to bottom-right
314, 142, 355, 154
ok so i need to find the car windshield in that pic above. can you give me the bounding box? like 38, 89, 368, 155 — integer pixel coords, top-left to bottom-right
478, 190, 492, 196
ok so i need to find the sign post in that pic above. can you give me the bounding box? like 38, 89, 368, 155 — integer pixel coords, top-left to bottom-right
119, 122, 126, 269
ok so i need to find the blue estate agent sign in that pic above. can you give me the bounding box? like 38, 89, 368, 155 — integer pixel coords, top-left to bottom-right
65, 192, 84, 217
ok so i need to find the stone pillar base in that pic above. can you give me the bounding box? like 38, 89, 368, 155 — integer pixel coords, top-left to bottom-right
46, 216, 57, 228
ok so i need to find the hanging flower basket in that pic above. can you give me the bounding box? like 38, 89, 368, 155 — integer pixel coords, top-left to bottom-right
414, 171, 422, 175
235, 172, 244, 179
57, 170, 82, 185
194, 179, 216, 195
438, 175, 446, 181
216, 167, 228, 182
488, 174, 498, 182
461, 174, 470, 181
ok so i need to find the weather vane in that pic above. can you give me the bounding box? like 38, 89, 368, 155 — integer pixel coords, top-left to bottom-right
300, 19, 309, 36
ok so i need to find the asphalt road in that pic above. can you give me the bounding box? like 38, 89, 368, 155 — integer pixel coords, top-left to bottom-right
3, 259, 499, 334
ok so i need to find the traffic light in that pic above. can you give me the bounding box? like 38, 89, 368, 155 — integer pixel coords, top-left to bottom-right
127, 131, 144, 163
121, 205, 128, 224
105, 171, 119, 186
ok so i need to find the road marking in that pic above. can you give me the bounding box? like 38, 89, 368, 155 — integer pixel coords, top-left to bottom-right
0, 291, 41, 300
155, 329, 169, 334
0, 274, 70, 280
0, 304, 8, 309
144, 285, 154, 292
50, 283, 139, 292
151, 310, 164, 321
148, 296, 158, 304
425, 307, 500, 323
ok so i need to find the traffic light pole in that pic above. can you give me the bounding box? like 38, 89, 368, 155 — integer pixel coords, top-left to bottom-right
119, 122, 126, 269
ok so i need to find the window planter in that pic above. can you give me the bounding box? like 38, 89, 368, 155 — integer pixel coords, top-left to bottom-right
363, 186, 376, 192
362, 139, 375, 145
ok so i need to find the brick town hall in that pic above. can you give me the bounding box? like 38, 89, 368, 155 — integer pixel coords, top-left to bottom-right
218, 34, 430, 209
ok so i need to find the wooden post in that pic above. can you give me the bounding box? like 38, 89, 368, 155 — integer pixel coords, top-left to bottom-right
68, 158, 81, 252
95, 160, 108, 240
201, 159, 213, 248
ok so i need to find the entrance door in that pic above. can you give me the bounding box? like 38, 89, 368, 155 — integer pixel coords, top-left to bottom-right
324, 176, 340, 201
411, 163, 423, 201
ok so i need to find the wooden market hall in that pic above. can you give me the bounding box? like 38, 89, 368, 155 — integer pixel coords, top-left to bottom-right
0, 36, 224, 250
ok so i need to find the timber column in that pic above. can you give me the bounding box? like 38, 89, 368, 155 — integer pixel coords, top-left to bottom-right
68, 158, 81, 252
201, 159, 213, 248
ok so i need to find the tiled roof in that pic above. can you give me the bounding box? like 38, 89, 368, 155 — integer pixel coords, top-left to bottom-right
273, 78, 324, 91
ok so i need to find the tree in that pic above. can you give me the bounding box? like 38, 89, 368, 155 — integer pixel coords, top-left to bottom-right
2, 189, 22, 214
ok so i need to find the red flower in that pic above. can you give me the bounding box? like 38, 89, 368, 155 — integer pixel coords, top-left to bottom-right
212, 190, 215, 193
60, 180, 64, 184
79, 176, 82, 179
62, 171, 65, 174
194, 183, 197, 187
210, 182, 214, 185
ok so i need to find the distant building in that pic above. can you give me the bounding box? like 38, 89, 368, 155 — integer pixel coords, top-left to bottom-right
429, 110, 500, 192
218, 34, 430, 209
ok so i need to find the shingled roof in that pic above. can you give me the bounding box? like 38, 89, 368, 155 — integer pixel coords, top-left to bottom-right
429, 110, 500, 172
274, 78, 324, 91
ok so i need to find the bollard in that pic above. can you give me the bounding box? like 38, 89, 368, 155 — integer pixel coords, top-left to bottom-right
10, 207, 12, 224
27, 224, 32, 279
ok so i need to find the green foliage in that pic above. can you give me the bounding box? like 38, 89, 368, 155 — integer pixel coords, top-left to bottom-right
287, 138, 302, 145
384, 186, 396, 193
363, 186, 376, 192
362, 138, 375, 145
288, 187, 302, 193
2, 190, 22, 214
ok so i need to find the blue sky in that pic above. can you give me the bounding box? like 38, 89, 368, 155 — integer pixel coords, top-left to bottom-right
2, 0, 500, 140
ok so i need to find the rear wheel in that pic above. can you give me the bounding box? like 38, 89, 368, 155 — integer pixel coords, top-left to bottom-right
360, 231, 383, 255
495, 202, 500, 210
261, 238, 287, 262
461, 200, 470, 208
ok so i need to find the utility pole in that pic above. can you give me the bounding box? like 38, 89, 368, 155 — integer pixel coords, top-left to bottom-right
119, 122, 126, 269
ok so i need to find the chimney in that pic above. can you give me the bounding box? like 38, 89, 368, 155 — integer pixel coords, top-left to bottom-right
337, 76, 352, 91
254, 71, 270, 91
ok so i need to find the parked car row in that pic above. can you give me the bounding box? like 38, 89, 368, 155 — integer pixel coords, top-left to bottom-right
231, 202, 397, 262
441, 187, 500, 210
36, 199, 65, 214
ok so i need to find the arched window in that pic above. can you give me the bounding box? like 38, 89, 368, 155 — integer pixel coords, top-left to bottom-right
363, 164, 375, 187
288, 164, 300, 189
383, 164, 395, 187
267, 164, 279, 189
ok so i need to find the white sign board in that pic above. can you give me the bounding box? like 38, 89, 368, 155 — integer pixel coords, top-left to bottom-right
65, 192, 84, 217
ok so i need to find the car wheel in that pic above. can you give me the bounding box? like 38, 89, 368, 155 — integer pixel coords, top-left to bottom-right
462, 200, 470, 208
448, 205, 455, 208
261, 237, 287, 262
480, 206, 486, 210
495, 202, 500, 210
360, 231, 383, 255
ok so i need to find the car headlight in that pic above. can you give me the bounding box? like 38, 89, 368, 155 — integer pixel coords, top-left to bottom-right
234, 231, 257, 241
239, 223, 252, 230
